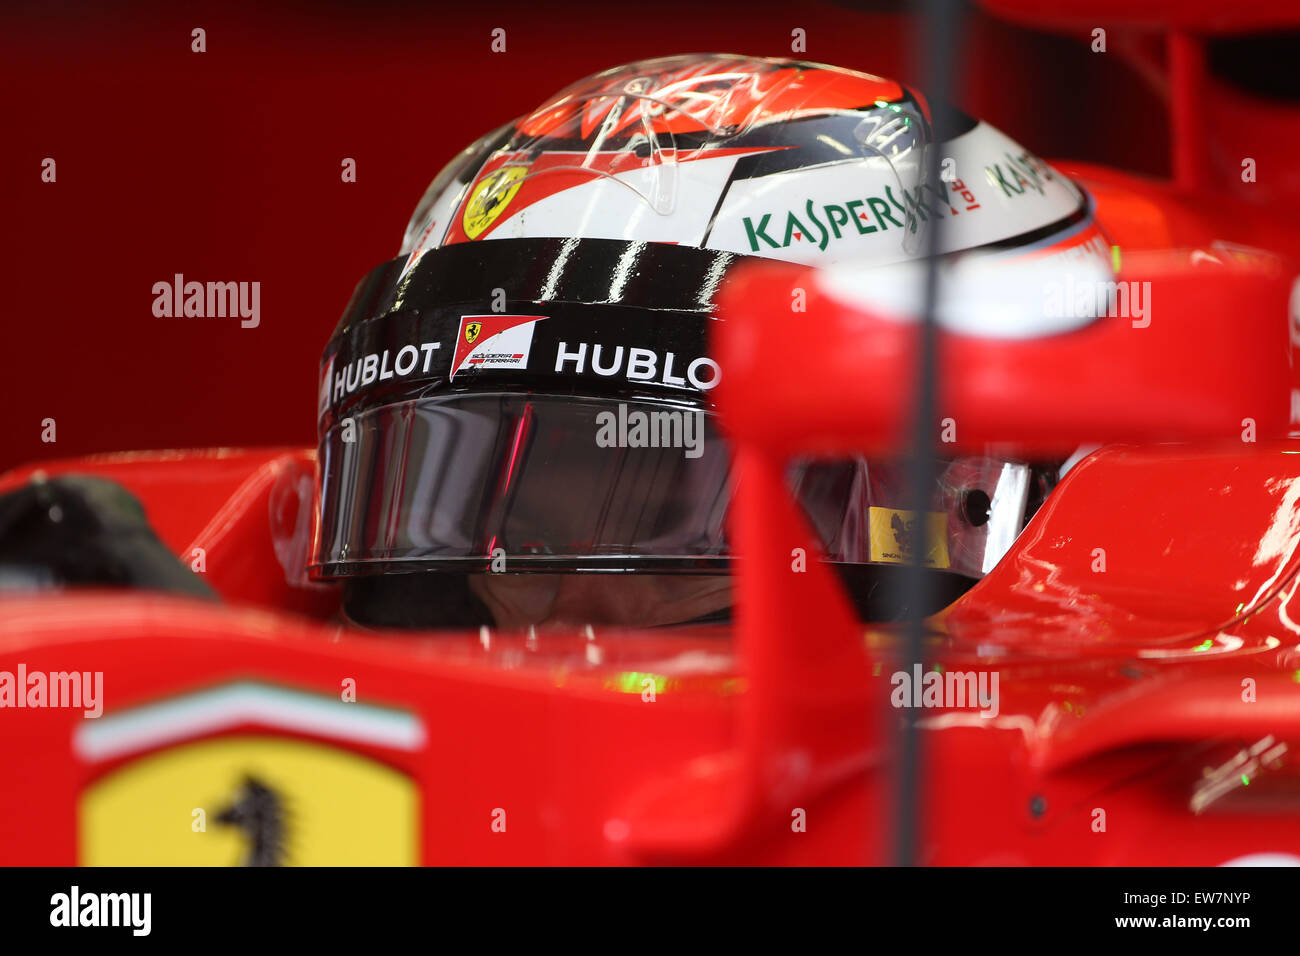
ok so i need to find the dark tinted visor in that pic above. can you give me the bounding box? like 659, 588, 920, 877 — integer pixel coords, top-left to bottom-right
311, 392, 1048, 579
313, 394, 730, 574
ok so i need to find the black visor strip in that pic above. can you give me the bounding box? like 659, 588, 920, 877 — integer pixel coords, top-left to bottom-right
331, 237, 742, 340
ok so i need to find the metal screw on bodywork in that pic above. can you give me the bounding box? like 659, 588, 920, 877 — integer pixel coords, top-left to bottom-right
1029, 795, 1048, 819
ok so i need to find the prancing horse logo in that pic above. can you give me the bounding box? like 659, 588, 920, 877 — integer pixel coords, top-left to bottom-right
216, 774, 287, 867
464, 322, 482, 345
891, 512, 913, 553
462, 165, 527, 239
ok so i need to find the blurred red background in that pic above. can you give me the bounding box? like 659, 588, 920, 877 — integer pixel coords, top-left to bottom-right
0, 0, 1166, 473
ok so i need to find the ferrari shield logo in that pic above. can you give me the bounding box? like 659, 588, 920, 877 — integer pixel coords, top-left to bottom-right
79, 735, 419, 865
462, 165, 527, 239
464, 321, 482, 345
72, 681, 424, 866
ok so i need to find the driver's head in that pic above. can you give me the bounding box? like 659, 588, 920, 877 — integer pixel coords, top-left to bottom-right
309, 54, 1098, 629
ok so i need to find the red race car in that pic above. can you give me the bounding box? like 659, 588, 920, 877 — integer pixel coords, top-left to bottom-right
4, 5, 1300, 871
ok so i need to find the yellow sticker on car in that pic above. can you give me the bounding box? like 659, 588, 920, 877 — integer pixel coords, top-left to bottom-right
868, 506, 950, 569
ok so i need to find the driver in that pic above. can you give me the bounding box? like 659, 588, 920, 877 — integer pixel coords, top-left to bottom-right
309, 54, 1100, 629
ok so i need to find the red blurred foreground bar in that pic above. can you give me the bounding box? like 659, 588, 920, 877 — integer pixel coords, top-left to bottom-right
714, 253, 1294, 458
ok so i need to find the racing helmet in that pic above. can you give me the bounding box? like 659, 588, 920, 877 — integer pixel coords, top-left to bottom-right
309, 54, 1103, 629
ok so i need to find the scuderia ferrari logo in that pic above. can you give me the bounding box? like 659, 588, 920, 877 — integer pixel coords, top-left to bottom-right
451, 314, 546, 379
463, 165, 527, 239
